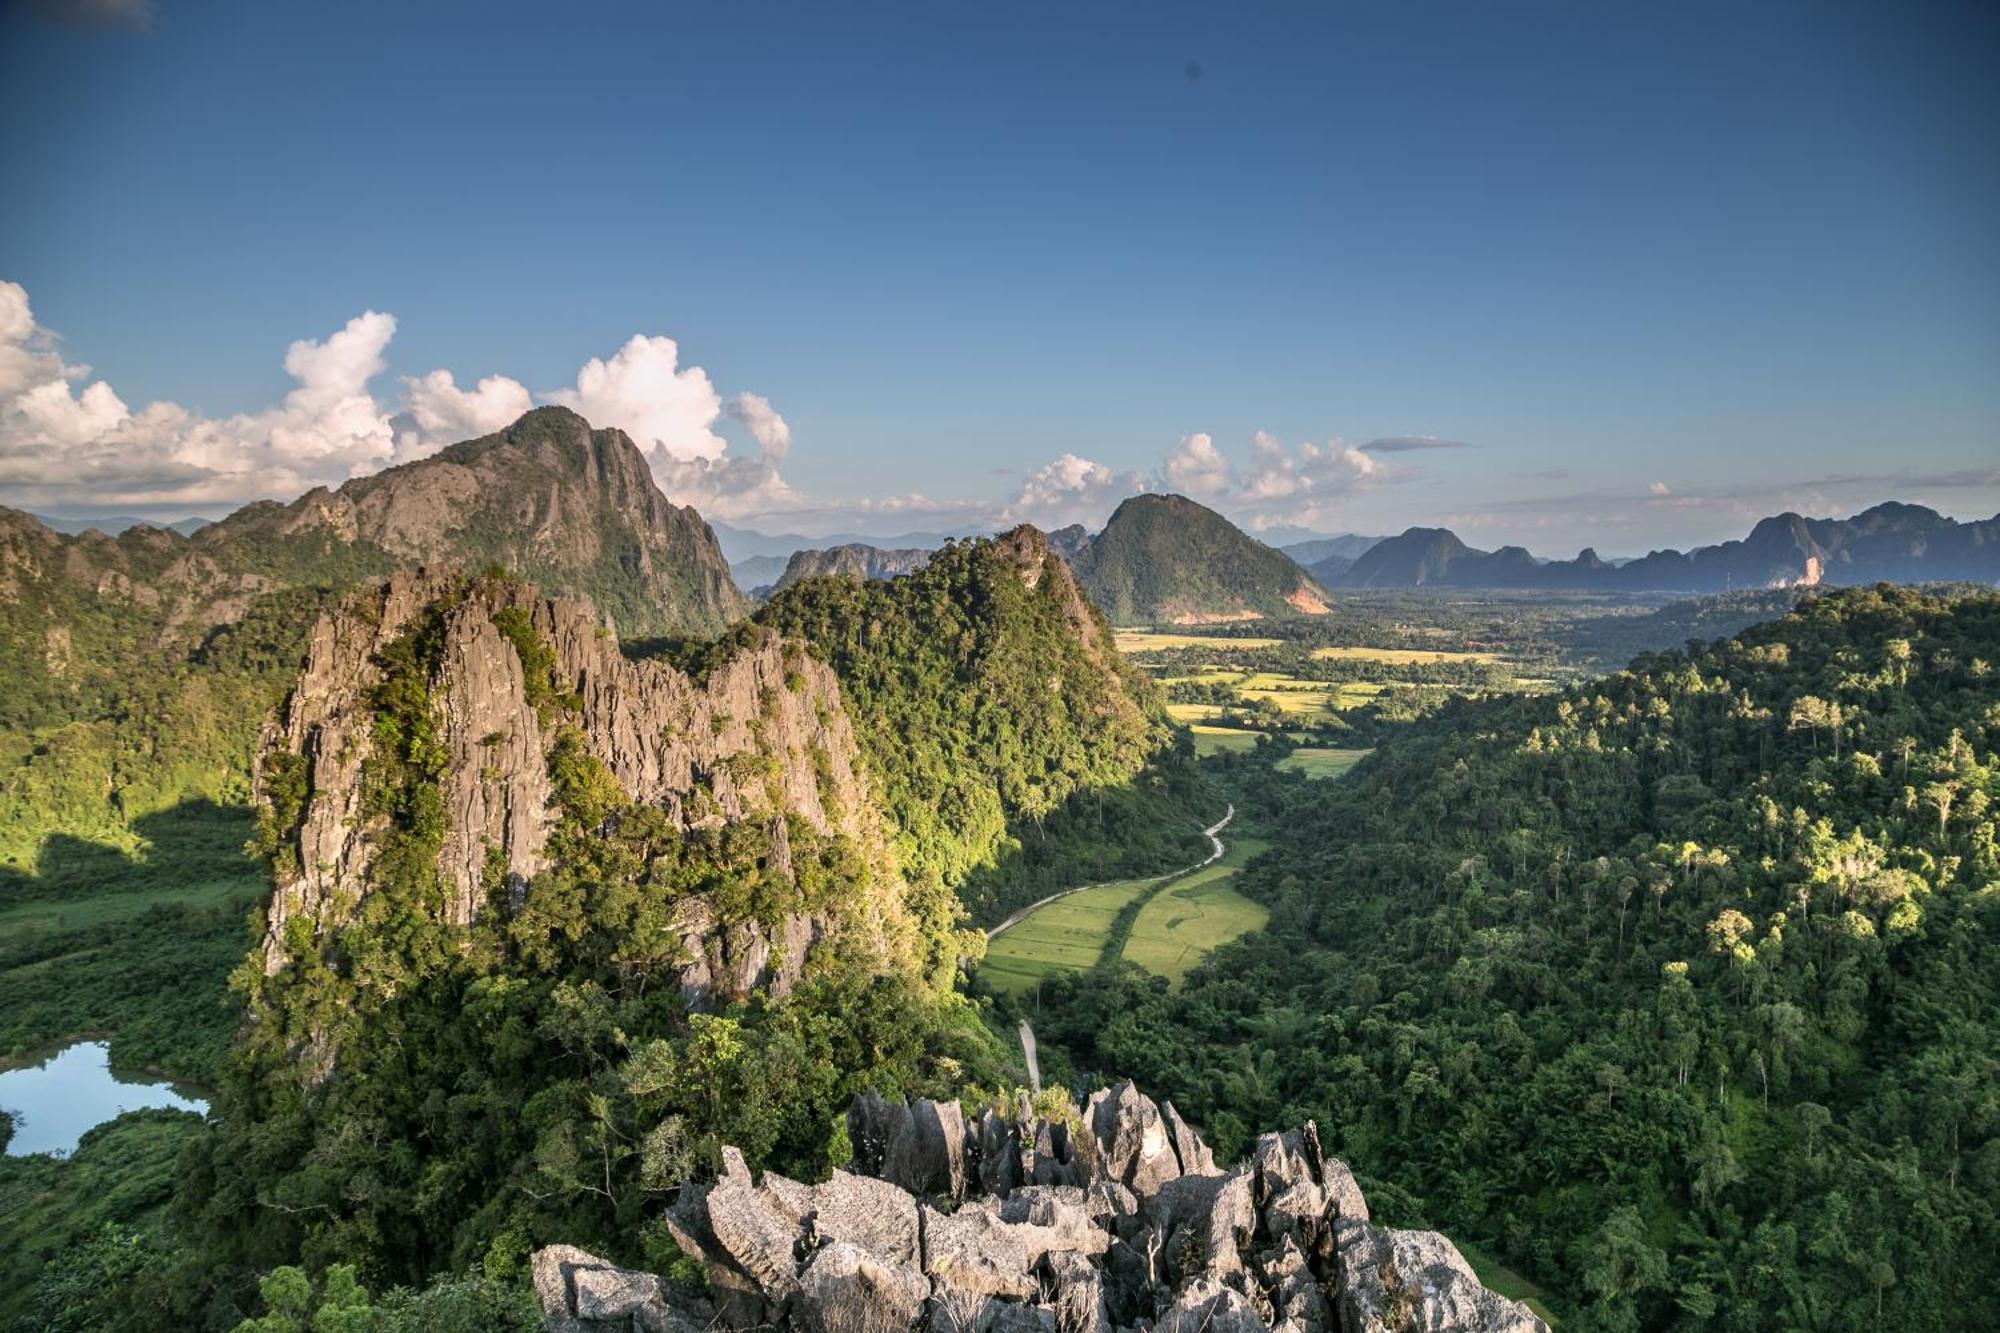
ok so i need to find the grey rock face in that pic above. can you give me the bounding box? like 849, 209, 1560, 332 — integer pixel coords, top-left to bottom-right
1334, 1223, 1547, 1333
536, 1085, 1548, 1333
258, 569, 909, 1009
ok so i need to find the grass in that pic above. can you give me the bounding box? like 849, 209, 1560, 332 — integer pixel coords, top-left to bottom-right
1119, 836, 1270, 985
978, 876, 1162, 998
1114, 630, 1282, 654
1189, 725, 1263, 756
1309, 645, 1499, 664
983, 831, 1277, 998
1276, 747, 1373, 779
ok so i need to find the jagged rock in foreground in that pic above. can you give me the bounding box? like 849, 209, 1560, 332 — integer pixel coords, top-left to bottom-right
534, 1080, 1547, 1333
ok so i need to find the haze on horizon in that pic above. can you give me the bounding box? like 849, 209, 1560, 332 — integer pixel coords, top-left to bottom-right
2, 0, 1995, 558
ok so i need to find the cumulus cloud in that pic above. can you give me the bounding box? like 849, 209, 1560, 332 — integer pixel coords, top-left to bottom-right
995, 426, 1418, 534
0, 286, 406, 509
549, 334, 727, 463
1163, 432, 1231, 497
1002, 452, 1154, 529
0, 279, 800, 519
1361, 435, 1472, 453
399, 369, 533, 448
725, 392, 791, 463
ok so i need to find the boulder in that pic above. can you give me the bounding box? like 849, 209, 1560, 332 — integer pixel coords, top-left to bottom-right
884, 1097, 969, 1200
1083, 1081, 1183, 1197
1334, 1223, 1549, 1333
1149, 1169, 1257, 1283
795, 1239, 930, 1333
1156, 1277, 1268, 1333
532, 1244, 712, 1333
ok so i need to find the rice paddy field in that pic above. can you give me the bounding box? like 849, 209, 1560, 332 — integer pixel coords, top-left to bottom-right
978, 836, 1272, 996
1274, 747, 1372, 779
1113, 629, 1282, 654
978, 876, 1161, 997
1309, 644, 1500, 664
1120, 836, 1271, 984
1187, 724, 1263, 756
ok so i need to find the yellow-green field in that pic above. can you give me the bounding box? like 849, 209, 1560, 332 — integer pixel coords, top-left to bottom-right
979, 836, 1273, 996
1309, 645, 1499, 664
1114, 629, 1282, 654
1121, 836, 1271, 984
1275, 747, 1373, 779
1189, 725, 1263, 755
978, 876, 1161, 997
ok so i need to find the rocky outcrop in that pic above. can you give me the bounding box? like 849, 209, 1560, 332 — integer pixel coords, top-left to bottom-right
258, 567, 907, 999
767, 543, 933, 596
535, 1081, 1547, 1333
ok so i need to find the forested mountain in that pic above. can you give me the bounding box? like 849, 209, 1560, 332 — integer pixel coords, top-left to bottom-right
1340, 504, 2000, 592
165, 527, 1173, 1319
755, 526, 1169, 889
1066, 493, 1332, 623
1032, 584, 2000, 1328
764, 542, 932, 595
0, 408, 745, 867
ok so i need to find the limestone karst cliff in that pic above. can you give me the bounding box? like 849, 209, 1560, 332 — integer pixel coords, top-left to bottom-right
533, 1080, 1548, 1333
766, 542, 934, 595
257, 566, 912, 1004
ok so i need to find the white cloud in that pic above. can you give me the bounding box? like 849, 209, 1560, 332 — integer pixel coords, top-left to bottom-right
548, 334, 726, 463
0, 281, 802, 519
725, 392, 791, 462
1003, 452, 1154, 529
0, 289, 405, 508
1163, 431, 1231, 497
400, 369, 533, 447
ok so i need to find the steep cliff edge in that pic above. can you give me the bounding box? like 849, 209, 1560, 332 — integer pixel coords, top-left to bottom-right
257, 567, 909, 1006
534, 1081, 1547, 1333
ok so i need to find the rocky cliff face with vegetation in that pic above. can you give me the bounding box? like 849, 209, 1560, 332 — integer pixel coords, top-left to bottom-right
534, 1081, 1547, 1333
0, 408, 745, 867
257, 567, 909, 1009
765, 542, 933, 595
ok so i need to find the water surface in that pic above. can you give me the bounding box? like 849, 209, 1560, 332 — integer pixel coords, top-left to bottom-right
0, 1040, 207, 1157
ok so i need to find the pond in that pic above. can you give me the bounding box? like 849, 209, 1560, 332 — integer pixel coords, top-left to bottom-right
0, 1040, 208, 1157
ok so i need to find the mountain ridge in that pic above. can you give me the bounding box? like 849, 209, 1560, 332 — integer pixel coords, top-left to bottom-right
1340, 502, 2000, 591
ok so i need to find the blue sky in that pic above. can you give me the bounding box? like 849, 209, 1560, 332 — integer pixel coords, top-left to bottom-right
2, 0, 1995, 552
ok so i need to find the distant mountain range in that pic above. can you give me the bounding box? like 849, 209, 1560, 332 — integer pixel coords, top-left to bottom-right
1341, 503, 2000, 592
27, 513, 211, 537
719, 498, 1999, 624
